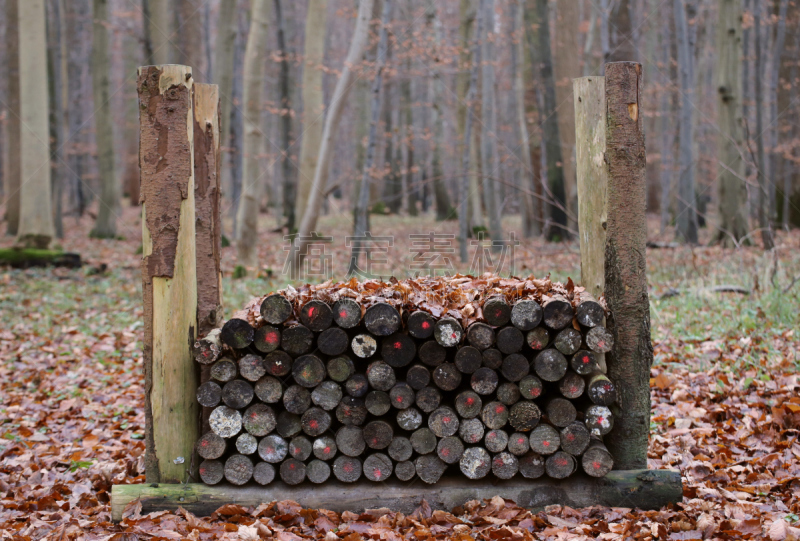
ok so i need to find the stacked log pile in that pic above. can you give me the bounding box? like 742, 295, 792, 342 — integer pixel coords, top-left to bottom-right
192, 276, 617, 486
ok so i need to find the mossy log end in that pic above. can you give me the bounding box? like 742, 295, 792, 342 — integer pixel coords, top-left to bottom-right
0, 248, 81, 268
110, 469, 681, 520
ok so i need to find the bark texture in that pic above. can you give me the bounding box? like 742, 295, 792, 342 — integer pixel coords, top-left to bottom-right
5, 0, 21, 235
603, 62, 652, 470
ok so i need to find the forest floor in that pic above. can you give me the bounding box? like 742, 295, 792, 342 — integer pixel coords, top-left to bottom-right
1, 205, 799, 540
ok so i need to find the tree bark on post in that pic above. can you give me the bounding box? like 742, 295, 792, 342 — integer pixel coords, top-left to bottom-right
90, 0, 119, 239
713, 0, 749, 247
235, 0, 269, 269
603, 62, 652, 470
17, 0, 55, 249
4, 0, 21, 236
137, 64, 199, 483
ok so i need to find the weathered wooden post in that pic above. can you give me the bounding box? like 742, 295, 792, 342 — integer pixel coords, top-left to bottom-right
575, 62, 652, 471
138, 64, 199, 483
193, 83, 222, 434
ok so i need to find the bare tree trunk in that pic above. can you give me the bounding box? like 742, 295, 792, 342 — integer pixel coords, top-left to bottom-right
46, 0, 69, 239
554, 0, 580, 234
351, 0, 391, 275
459, 0, 483, 262
535, 0, 569, 241
17, 0, 55, 248
176, 0, 205, 77
511, 0, 537, 237
90, 0, 118, 238
65, 0, 91, 217
659, 1, 673, 235
228, 10, 246, 235
402, 61, 417, 216
606, 0, 637, 62
674, 0, 698, 243
296, 0, 375, 253
235, 0, 269, 268
479, 0, 503, 251
274, 0, 296, 230
600, 0, 610, 72
427, 1, 453, 222
294, 0, 328, 226
713, 0, 748, 247
214, 0, 237, 229
5, 0, 21, 235
769, 0, 788, 227
147, 0, 171, 65
753, 5, 774, 249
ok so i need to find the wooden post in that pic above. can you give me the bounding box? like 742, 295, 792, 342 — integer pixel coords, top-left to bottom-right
194, 83, 222, 436
194, 83, 223, 335
573, 76, 607, 300
602, 62, 652, 470
574, 76, 608, 374
138, 64, 199, 483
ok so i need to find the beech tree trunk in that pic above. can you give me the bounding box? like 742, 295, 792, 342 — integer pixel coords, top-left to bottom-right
235, 0, 269, 268
214, 0, 237, 220
512, 0, 537, 238
714, 0, 749, 247
47, 0, 69, 239
295, 0, 375, 256
535, 0, 569, 241
147, 0, 171, 65
5, 0, 21, 235
65, 0, 91, 217
458, 0, 483, 262
177, 0, 205, 77
351, 0, 391, 275
90, 0, 118, 239
753, 6, 774, 249
294, 0, 328, 226
606, 0, 636, 62
658, 3, 673, 236
553, 0, 580, 234
769, 0, 788, 226
274, 0, 296, 230
428, 0, 453, 223
674, 0, 699, 243
479, 0, 503, 252
603, 62, 653, 470
17, 0, 55, 249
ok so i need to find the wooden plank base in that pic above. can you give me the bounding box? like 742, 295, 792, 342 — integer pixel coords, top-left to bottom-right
111, 469, 681, 521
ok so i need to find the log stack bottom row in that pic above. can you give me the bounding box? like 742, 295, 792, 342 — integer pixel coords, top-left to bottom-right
192, 282, 618, 487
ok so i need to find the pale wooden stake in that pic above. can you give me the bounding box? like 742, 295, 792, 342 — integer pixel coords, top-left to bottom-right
573, 76, 607, 300
137, 64, 199, 483
574, 76, 608, 373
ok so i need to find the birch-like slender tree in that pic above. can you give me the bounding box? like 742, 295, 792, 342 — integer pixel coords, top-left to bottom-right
479, 0, 503, 251
5, 0, 21, 236
674, 0, 699, 243
235, 0, 269, 268
714, 0, 748, 246
295, 0, 375, 253
90, 0, 118, 238
17, 0, 55, 248
294, 0, 328, 227
351, 0, 392, 275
